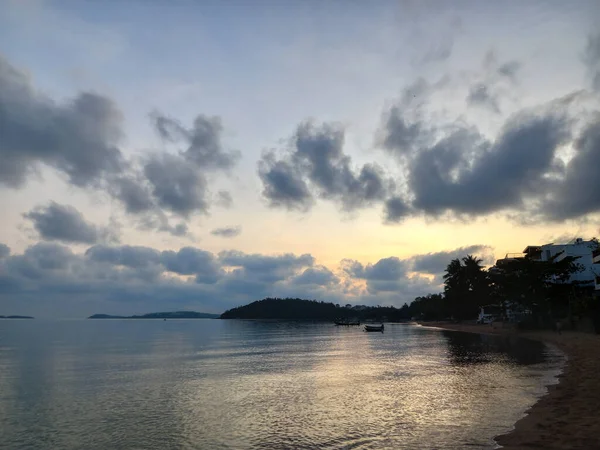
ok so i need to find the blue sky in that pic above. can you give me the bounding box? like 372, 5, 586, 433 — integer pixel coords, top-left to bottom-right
1, 0, 599, 317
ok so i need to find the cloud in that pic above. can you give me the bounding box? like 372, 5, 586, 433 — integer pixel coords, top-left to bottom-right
219, 250, 315, 283
374, 39, 600, 225
23, 202, 119, 244
342, 256, 412, 293
0, 55, 124, 189
0, 242, 490, 317
380, 105, 425, 155
161, 247, 222, 283
584, 33, 600, 91
378, 77, 445, 157
258, 121, 395, 212
110, 175, 155, 215
152, 113, 240, 171
0, 243, 10, 259
85, 244, 162, 268
535, 114, 600, 220
465, 54, 521, 114
121, 112, 241, 226
409, 109, 571, 215
0, 54, 238, 237
291, 266, 339, 286
383, 197, 412, 223
341, 244, 496, 296
410, 245, 494, 274
466, 84, 500, 113
0, 243, 317, 317
215, 190, 233, 208
144, 154, 209, 218
210, 226, 241, 238
258, 151, 314, 211
497, 61, 521, 81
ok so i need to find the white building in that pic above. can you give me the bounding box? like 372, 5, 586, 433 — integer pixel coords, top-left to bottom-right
500, 238, 599, 291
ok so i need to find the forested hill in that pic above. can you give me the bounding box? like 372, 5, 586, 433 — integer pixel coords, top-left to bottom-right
220, 298, 413, 321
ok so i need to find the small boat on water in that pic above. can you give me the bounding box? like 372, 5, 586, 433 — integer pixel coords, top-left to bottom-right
364, 324, 384, 332
335, 320, 360, 326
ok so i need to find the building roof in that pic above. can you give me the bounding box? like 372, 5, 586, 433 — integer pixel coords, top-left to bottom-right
522, 245, 542, 253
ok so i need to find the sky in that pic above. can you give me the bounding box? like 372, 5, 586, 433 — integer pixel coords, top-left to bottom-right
1, 0, 600, 318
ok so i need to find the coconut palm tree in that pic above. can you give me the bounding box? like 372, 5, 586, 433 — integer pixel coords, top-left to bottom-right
443, 255, 489, 319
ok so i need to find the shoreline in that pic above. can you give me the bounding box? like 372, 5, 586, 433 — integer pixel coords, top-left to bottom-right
419, 322, 600, 449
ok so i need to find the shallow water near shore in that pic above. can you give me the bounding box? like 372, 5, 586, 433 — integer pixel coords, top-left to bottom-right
0, 320, 564, 449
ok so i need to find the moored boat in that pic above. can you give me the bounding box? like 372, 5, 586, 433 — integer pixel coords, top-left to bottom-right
364, 324, 384, 332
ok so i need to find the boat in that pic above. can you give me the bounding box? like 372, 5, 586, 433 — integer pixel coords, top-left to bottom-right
334, 320, 361, 326
364, 324, 384, 332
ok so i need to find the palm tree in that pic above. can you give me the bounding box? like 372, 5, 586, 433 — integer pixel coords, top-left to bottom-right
462, 255, 484, 290
443, 255, 489, 319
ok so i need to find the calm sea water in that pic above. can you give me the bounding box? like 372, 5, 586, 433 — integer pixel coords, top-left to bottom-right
0, 320, 563, 449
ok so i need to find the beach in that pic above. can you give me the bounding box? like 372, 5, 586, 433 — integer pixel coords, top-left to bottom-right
421, 322, 600, 449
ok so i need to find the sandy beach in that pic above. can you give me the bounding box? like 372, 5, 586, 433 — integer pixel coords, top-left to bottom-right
420, 322, 600, 449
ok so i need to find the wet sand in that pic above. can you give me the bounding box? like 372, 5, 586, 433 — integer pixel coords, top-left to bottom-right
420, 322, 600, 449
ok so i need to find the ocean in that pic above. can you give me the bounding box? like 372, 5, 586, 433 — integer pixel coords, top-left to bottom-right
0, 320, 563, 449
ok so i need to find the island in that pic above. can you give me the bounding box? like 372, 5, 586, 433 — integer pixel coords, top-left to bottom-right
88, 311, 220, 319
0, 315, 34, 319
220, 298, 412, 321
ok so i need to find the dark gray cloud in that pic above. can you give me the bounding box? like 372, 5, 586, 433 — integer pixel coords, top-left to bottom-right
219, 250, 314, 283
210, 226, 241, 238
110, 176, 155, 215
2, 242, 490, 317
23, 202, 119, 244
0, 243, 10, 259
258, 151, 314, 211
0, 55, 238, 237
0, 55, 124, 189
130, 113, 241, 224
383, 197, 412, 223
144, 154, 209, 218
409, 110, 571, 215
258, 121, 395, 212
0, 243, 345, 317
411, 245, 494, 274
7, 242, 75, 277
153, 114, 240, 170
378, 77, 448, 157
291, 266, 339, 286
466, 84, 500, 113
85, 245, 162, 268
536, 115, 600, 220
161, 247, 222, 283
342, 256, 420, 294
131, 113, 240, 225
380, 106, 424, 155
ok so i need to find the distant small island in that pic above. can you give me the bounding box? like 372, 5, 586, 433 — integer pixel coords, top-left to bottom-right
88, 311, 220, 319
0, 315, 34, 319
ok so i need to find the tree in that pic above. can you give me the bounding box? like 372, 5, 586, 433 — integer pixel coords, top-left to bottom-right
490, 251, 585, 320
443, 255, 488, 319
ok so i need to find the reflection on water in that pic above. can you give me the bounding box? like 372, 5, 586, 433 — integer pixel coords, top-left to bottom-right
0, 321, 563, 449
